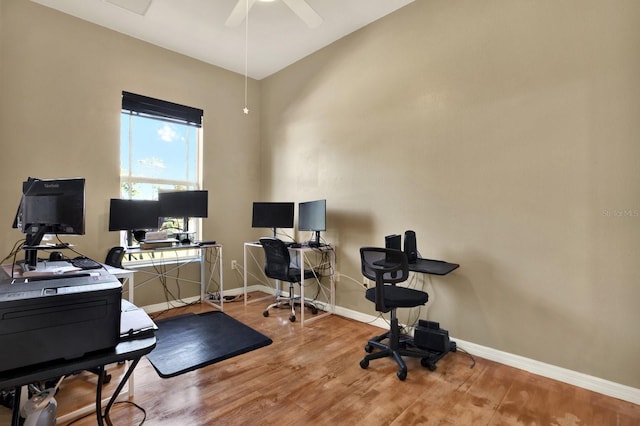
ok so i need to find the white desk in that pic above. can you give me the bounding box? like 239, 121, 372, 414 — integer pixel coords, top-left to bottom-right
123, 243, 224, 310
243, 242, 335, 326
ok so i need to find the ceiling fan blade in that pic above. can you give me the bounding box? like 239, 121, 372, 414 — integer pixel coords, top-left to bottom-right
281, 0, 323, 28
225, 0, 258, 27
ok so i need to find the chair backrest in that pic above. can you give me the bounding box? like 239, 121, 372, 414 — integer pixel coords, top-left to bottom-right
360, 247, 409, 312
259, 238, 292, 282
105, 246, 125, 268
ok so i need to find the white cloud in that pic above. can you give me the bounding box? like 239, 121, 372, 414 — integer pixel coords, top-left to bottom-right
158, 124, 177, 142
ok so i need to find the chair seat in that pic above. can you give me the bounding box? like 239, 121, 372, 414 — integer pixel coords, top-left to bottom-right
286, 267, 316, 283
365, 286, 428, 309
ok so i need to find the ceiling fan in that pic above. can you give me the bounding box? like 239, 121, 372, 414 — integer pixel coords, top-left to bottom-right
225, 0, 323, 29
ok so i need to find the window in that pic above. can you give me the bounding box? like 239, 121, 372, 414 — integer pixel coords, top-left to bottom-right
120, 92, 204, 246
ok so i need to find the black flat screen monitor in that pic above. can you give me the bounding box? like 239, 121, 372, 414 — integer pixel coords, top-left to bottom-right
109, 199, 160, 231
252, 202, 294, 237
109, 199, 160, 245
385, 234, 401, 251
385, 234, 402, 265
298, 199, 326, 246
158, 190, 208, 218
14, 177, 86, 268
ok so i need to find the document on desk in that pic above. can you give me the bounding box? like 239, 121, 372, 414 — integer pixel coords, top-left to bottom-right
22, 261, 82, 277
121, 300, 157, 339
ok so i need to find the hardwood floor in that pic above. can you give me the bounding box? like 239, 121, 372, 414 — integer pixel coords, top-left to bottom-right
8, 292, 639, 425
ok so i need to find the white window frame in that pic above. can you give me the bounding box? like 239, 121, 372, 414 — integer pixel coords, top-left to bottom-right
119, 92, 204, 258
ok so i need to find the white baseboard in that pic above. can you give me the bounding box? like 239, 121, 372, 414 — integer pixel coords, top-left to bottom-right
450, 338, 640, 405
140, 296, 201, 314
141, 285, 640, 405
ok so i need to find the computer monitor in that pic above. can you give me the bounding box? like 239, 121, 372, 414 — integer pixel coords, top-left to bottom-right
298, 199, 326, 246
158, 190, 208, 218
109, 199, 160, 246
384, 234, 402, 266
251, 202, 294, 237
13, 177, 86, 268
385, 234, 401, 251
158, 190, 208, 233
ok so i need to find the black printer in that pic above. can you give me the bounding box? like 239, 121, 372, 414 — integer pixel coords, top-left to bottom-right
0, 272, 121, 373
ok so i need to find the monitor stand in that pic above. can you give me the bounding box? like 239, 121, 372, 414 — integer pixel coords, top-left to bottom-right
23, 228, 47, 270
308, 231, 322, 248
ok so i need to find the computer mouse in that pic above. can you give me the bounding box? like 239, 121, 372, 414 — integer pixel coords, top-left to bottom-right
49, 251, 63, 261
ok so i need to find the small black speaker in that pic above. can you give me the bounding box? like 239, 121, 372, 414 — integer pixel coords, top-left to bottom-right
404, 230, 417, 263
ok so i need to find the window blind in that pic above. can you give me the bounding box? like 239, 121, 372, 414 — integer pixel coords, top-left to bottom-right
122, 91, 203, 128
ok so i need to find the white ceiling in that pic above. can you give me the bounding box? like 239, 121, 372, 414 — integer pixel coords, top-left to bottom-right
31, 0, 414, 80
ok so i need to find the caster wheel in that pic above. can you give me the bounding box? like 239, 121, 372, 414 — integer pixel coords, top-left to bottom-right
311, 306, 318, 314
360, 359, 369, 369
397, 369, 407, 381
289, 315, 296, 322
263, 311, 269, 317
421, 358, 436, 371
364, 344, 374, 353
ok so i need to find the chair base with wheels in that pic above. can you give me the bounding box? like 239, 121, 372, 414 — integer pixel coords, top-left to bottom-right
262, 281, 319, 322
359, 307, 443, 380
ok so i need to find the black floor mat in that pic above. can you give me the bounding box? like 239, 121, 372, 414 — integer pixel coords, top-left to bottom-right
146, 311, 272, 378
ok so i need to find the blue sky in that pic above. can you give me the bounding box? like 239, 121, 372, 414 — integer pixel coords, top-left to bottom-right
120, 114, 199, 200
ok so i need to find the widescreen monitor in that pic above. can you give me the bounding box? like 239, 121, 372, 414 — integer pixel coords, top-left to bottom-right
108, 199, 160, 231
252, 202, 294, 237
298, 199, 326, 246
158, 190, 208, 218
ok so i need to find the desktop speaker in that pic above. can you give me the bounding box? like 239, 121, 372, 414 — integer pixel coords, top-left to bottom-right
404, 230, 418, 263
414, 320, 450, 353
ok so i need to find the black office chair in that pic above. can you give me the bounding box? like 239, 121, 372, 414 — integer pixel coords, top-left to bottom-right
359, 246, 433, 380
105, 246, 125, 268
259, 237, 319, 322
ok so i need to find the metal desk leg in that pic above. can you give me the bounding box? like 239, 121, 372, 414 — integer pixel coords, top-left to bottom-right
243, 243, 248, 305
299, 250, 305, 326
103, 357, 142, 425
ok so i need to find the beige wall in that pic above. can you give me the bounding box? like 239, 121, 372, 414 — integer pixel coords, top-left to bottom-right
1, 0, 639, 389
0, 0, 261, 303
261, 0, 640, 388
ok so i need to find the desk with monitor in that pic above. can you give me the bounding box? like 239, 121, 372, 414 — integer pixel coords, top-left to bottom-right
246, 199, 334, 325
385, 231, 459, 275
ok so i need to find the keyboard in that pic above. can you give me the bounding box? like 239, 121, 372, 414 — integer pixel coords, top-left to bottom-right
70, 257, 103, 270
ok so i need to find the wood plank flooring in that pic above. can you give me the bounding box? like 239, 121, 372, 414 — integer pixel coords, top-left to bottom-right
5, 292, 638, 425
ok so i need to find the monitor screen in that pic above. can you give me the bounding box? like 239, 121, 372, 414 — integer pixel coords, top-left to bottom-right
385, 234, 401, 251
251, 202, 295, 229
158, 190, 208, 218
17, 177, 86, 238
298, 199, 326, 232
108, 199, 160, 231
14, 177, 86, 268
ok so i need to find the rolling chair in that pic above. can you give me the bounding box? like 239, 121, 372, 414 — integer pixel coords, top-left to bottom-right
359, 246, 434, 380
105, 246, 125, 268
259, 237, 319, 322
